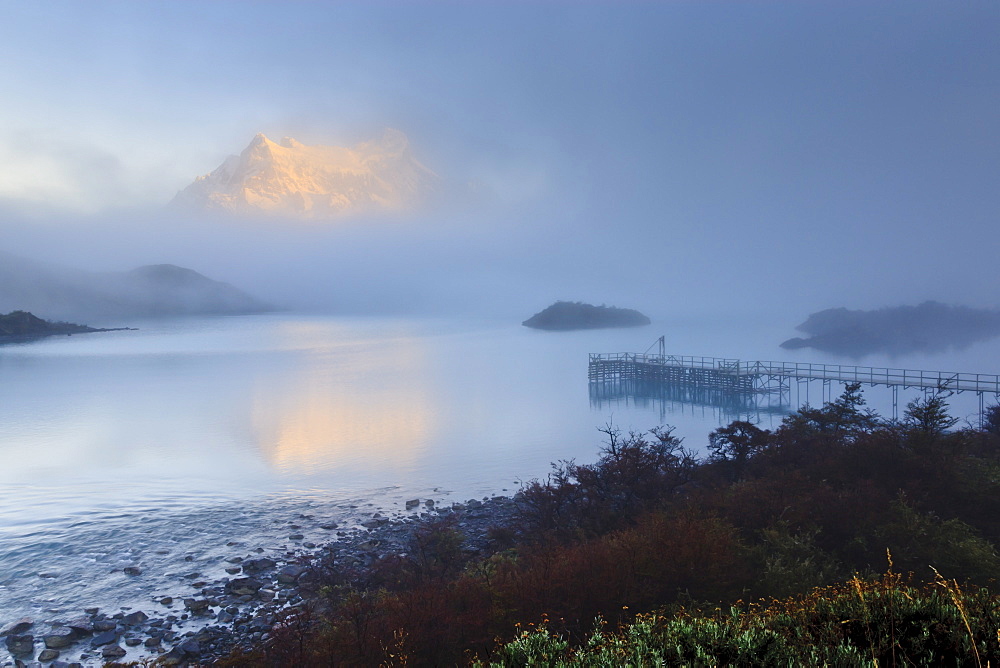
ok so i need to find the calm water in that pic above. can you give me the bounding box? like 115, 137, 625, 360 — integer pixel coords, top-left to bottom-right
1, 313, 998, 648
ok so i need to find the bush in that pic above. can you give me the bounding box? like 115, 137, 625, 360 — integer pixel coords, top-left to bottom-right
480, 569, 1000, 666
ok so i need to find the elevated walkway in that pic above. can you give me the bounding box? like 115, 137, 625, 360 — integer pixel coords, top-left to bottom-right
589, 338, 1000, 423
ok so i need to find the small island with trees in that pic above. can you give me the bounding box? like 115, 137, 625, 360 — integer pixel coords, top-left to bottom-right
0, 310, 130, 344
522, 301, 651, 331
781, 301, 1000, 356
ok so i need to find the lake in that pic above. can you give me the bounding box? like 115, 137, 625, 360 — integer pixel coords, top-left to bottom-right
1, 312, 997, 653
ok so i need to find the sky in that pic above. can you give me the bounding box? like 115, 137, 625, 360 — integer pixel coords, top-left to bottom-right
0, 1, 997, 320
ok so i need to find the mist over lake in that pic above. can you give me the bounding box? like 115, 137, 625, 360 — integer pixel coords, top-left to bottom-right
2, 311, 997, 644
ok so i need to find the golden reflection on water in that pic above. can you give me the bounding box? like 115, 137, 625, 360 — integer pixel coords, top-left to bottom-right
252, 320, 436, 475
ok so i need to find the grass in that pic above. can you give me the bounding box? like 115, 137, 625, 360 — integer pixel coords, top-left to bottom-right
478, 562, 1000, 666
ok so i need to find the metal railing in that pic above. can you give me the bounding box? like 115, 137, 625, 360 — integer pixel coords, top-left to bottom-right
589, 353, 1000, 394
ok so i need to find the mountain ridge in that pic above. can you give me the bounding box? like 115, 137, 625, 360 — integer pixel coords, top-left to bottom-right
172, 129, 438, 219
0, 251, 272, 322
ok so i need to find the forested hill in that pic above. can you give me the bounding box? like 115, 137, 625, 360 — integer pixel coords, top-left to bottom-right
782, 301, 1000, 355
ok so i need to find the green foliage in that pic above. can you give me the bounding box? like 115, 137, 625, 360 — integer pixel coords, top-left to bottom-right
486, 625, 569, 666
482, 571, 1000, 666
871, 497, 1000, 584
751, 521, 843, 599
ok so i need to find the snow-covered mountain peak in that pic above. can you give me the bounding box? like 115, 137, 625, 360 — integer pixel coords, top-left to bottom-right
172, 130, 437, 220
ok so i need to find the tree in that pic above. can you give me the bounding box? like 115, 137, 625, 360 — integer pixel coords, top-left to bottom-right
825, 382, 880, 439
982, 404, 1000, 436
777, 383, 879, 443
904, 392, 959, 436
708, 420, 769, 481
900, 391, 962, 460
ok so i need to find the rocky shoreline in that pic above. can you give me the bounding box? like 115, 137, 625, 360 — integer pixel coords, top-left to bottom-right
0, 310, 136, 346
0, 495, 519, 667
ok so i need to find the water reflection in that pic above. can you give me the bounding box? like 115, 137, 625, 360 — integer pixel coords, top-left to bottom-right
589, 378, 791, 425
252, 321, 436, 475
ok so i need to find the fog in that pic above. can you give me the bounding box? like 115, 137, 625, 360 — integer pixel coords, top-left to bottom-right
1, 2, 998, 329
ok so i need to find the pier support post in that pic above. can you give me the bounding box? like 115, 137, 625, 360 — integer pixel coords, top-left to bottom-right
980, 392, 986, 431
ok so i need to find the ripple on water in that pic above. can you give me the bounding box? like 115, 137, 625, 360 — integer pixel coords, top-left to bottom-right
0, 484, 449, 633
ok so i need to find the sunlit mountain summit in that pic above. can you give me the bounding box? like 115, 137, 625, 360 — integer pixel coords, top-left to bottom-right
172, 129, 438, 219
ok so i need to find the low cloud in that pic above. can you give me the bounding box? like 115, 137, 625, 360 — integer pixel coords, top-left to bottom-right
0, 130, 140, 214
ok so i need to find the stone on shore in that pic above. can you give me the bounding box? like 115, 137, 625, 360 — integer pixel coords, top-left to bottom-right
183, 598, 211, 613
241, 558, 276, 573
65, 618, 93, 635
160, 646, 186, 665
43, 627, 75, 649
4, 633, 34, 656
123, 610, 148, 625
102, 643, 127, 659
225, 577, 263, 596
0, 618, 33, 637
90, 630, 118, 647
160, 638, 200, 665
276, 565, 307, 584
179, 638, 200, 655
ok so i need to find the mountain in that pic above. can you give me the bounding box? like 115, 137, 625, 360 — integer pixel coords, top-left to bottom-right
522, 301, 651, 331
0, 251, 272, 322
171, 129, 439, 219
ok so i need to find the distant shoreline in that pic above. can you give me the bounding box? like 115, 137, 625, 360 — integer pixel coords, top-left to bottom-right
0, 310, 136, 346
0, 327, 137, 346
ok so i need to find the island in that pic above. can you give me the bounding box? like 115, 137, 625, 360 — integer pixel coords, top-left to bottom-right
781, 301, 1000, 356
522, 301, 651, 331
0, 310, 132, 344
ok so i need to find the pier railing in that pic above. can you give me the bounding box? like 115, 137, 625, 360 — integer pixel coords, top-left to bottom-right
589, 353, 1000, 395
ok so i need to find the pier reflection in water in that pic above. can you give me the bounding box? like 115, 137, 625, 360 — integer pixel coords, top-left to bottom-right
589, 377, 791, 425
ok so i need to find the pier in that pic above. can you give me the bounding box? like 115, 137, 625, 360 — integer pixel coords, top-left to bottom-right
589, 337, 1000, 423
